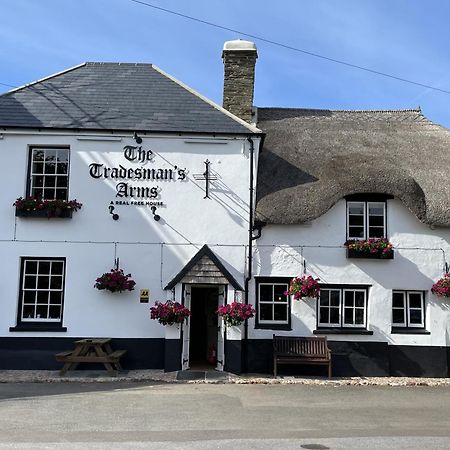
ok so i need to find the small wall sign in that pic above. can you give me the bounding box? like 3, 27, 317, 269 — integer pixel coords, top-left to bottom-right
140, 289, 150, 303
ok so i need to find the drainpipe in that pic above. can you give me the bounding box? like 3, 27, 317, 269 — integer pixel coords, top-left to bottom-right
244, 135, 255, 373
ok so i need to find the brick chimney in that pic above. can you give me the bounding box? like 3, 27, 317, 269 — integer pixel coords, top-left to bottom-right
222, 40, 258, 123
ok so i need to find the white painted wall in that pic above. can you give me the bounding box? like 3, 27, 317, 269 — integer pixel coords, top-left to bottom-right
0, 130, 259, 338
249, 199, 450, 347
1, 129, 449, 350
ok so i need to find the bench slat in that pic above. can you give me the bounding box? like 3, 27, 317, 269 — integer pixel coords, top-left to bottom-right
55, 351, 73, 358
56, 349, 126, 364
56, 355, 123, 363
108, 350, 127, 358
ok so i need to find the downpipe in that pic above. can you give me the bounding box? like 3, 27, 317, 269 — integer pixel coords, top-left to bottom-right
244, 136, 255, 373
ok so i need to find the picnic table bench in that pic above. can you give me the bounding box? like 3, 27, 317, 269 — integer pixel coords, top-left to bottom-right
273, 335, 332, 378
56, 338, 126, 376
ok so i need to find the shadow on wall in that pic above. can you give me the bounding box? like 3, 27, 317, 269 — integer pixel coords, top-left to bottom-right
253, 245, 304, 277
210, 176, 249, 227
303, 248, 350, 275
73, 141, 251, 277
349, 250, 436, 290
155, 151, 249, 228
431, 296, 450, 350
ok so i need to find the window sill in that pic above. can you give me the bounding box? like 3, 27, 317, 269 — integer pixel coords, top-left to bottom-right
255, 324, 292, 331
10, 324, 67, 332
346, 248, 394, 260
15, 208, 73, 219
313, 328, 374, 335
391, 328, 430, 335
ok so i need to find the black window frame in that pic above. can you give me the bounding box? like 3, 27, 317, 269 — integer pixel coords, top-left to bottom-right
345, 194, 393, 241
26, 145, 70, 200
255, 277, 292, 330
391, 290, 428, 334
314, 284, 373, 335
10, 257, 67, 332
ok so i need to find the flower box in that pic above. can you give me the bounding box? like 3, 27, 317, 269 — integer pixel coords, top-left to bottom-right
345, 238, 394, 260
347, 248, 394, 259
15, 208, 73, 218
14, 197, 82, 219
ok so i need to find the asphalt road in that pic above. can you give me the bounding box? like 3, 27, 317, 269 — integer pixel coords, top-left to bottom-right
0, 382, 449, 449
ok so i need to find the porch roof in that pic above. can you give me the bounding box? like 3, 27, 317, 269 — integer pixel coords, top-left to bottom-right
164, 245, 243, 291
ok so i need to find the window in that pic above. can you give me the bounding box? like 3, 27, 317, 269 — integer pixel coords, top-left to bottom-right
16, 257, 66, 328
392, 291, 425, 328
256, 278, 290, 328
347, 201, 386, 240
318, 287, 367, 328
28, 147, 69, 200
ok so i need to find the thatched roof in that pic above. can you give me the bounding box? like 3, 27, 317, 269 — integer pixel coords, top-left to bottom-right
256, 108, 450, 226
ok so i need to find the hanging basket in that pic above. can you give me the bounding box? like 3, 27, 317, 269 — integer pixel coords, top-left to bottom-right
216, 302, 255, 327
431, 274, 450, 298
286, 275, 320, 300
150, 300, 191, 326
94, 268, 136, 293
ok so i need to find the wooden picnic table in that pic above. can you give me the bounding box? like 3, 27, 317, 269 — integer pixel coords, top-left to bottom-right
56, 338, 126, 376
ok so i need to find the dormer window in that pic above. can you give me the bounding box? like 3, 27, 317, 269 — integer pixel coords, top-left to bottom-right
346, 195, 391, 240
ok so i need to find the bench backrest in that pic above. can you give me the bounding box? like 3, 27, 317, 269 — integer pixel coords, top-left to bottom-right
273, 335, 329, 357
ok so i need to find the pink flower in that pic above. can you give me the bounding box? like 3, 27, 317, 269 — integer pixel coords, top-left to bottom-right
432, 274, 450, 298
94, 268, 136, 293
150, 301, 191, 325
287, 275, 320, 300
216, 302, 255, 326
344, 238, 393, 257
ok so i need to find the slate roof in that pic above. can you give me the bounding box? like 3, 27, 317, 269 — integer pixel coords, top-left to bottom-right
256, 108, 450, 227
0, 62, 258, 134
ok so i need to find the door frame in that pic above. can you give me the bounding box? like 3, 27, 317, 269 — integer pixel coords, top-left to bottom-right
181, 283, 227, 371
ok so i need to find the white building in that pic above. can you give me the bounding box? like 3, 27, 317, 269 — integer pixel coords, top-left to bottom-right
251, 108, 450, 376
0, 41, 449, 377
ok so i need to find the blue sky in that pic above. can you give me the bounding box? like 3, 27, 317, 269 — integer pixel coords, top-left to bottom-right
1, 0, 449, 128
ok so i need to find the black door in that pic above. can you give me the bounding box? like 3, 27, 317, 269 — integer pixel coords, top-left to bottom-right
189, 287, 218, 368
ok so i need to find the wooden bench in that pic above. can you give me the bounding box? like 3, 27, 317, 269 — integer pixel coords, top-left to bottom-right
55, 339, 127, 376
273, 335, 332, 378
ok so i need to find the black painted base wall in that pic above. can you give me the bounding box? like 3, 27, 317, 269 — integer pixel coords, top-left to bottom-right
0, 337, 449, 377
0, 337, 165, 370
164, 339, 182, 372
247, 339, 450, 378
224, 340, 242, 374
389, 345, 448, 377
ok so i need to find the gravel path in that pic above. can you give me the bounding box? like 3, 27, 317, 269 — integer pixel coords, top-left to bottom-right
0, 370, 449, 386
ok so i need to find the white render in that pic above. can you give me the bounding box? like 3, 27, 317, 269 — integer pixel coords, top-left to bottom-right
249, 199, 450, 347
0, 130, 260, 340
1, 126, 449, 360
